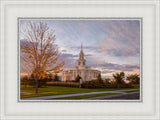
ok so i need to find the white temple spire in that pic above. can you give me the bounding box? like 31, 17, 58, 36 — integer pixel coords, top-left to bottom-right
81, 41, 83, 51
77, 41, 85, 66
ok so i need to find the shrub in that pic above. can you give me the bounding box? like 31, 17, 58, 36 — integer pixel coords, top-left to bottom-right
81, 81, 105, 88
81, 81, 133, 88
46, 82, 79, 88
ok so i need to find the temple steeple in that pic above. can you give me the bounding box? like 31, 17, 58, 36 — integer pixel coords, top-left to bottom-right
77, 41, 86, 66
81, 41, 82, 51
79, 41, 84, 59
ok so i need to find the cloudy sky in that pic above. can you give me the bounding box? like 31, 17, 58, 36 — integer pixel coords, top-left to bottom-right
20, 19, 140, 78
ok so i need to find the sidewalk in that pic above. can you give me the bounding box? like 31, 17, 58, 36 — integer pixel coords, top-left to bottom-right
21, 89, 139, 100
84, 92, 140, 100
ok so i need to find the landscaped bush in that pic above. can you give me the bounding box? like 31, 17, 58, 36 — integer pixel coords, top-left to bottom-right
46, 81, 79, 88
81, 81, 104, 88
81, 81, 133, 88
21, 79, 48, 88
38, 79, 48, 87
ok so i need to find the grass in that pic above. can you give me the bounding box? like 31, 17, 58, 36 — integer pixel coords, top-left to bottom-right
20, 85, 139, 99
48, 93, 120, 100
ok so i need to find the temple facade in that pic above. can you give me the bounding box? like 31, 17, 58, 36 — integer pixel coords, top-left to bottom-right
62, 42, 101, 83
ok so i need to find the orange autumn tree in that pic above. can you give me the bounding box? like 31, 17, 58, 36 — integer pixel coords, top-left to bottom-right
21, 22, 64, 94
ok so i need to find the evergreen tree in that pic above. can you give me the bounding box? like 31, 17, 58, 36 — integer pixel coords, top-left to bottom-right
21, 75, 28, 88
54, 74, 59, 81
75, 75, 81, 82
113, 72, 125, 88
97, 74, 103, 83
105, 78, 111, 84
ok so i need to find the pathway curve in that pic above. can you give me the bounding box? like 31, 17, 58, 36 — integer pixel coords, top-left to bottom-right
83, 92, 140, 100
21, 89, 139, 100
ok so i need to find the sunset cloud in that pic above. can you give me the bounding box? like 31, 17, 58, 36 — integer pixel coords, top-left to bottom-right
20, 19, 140, 78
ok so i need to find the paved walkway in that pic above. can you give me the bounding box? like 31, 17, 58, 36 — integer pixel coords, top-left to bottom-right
22, 89, 139, 100
84, 92, 140, 100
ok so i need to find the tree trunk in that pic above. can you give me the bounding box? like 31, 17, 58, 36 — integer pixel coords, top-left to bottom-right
25, 82, 27, 88
118, 83, 119, 88
35, 54, 38, 94
35, 78, 38, 94
35, 69, 38, 94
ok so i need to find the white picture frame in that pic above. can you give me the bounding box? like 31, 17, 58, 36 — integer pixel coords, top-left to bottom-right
0, 0, 159, 120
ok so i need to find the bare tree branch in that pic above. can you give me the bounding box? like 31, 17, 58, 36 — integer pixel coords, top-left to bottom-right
21, 22, 64, 90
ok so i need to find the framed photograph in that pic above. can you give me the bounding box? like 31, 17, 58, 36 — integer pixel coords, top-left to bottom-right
0, 0, 159, 120
19, 18, 142, 102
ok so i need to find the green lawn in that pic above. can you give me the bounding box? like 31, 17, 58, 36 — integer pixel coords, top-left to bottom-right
21, 85, 139, 99
48, 93, 120, 100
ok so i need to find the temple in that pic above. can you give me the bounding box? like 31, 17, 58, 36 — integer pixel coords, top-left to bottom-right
62, 41, 101, 83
